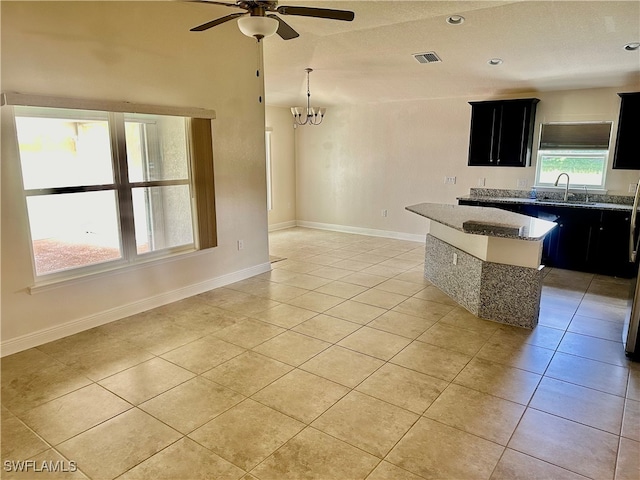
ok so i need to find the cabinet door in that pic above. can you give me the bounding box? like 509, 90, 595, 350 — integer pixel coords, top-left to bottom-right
496, 101, 536, 166
592, 210, 635, 277
613, 92, 640, 170
468, 103, 498, 166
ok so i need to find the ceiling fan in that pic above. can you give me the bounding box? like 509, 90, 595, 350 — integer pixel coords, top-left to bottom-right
188, 1, 355, 41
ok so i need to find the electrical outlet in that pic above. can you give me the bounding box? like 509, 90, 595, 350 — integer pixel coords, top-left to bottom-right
477, 178, 486, 187
445, 176, 456, 185
630, 183, 638, 194
517, 179, 528, 188
452, 253, 458, 265
237, 240, 244, 251
381, 209, 388, 217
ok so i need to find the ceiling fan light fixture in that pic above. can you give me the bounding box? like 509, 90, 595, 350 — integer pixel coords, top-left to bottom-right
237, 16, 279, 40
446, 15, 465, 25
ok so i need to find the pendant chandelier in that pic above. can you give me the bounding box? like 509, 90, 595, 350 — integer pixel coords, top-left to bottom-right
291, 68, 326, 126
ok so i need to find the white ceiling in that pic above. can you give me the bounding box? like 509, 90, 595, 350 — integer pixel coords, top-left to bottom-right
187, 0, 640, 107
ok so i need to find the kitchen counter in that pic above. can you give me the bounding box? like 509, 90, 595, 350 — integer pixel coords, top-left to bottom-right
406, 203, 556, 240
407, 202, 557, 329
457, 195, 633, 212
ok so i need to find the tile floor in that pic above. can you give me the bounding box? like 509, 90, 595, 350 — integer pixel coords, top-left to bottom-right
2, 227, 640, 480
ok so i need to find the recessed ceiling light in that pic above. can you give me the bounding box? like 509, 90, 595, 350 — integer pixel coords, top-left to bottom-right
624, 42, 640, 51
488, 58, 503, 66
446, 15, 465, 25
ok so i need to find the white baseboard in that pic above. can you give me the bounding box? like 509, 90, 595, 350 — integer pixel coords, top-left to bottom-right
268, 220, 297, 232
1, 262, 272, 357
295, 220, 426, 243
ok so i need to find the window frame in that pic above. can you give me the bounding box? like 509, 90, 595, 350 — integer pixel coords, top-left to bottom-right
4, 92, 217, 285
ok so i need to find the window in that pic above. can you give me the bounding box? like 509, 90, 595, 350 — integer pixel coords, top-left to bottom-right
535, 122, 612, 189
9, 95, 217, 280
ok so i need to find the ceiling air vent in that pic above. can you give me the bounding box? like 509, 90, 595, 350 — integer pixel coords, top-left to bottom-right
413, 51, 442, 64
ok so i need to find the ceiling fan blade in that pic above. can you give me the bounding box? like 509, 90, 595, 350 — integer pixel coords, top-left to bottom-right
268, 14, 299, 40
184, 0, 241, 8
276, 5, 354, 21
190, 12, 246, 31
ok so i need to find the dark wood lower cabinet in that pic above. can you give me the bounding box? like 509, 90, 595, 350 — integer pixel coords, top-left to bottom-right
458, 199, 635, 277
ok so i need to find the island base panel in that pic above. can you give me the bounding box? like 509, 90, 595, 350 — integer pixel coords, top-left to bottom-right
424, 234, 542, 329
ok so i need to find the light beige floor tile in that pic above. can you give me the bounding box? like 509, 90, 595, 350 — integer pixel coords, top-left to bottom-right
453, 358, 541, 405
568, 315, 625, 342
287, 291, 345, 313
252, 369, 349, 423
279, 273, 333, 290
118, 437, 244, 480
252, 331, 331, 366
475, 340, 554, 374
308, 266, 353, 280
250, 303, 317, 328
356, 363, 448, 414
203, 351, 292, 396
212, 319, 285, 349
21, 384, 131, 445
2, 449, 89, 479
306, 254, 344, 266
546, 352, 629, 396
437, 307, 500, 337
331, 259, 376, 273
189, 399, 303, 471
160, 336, 245, 374
530, 377, 625, 434
1, 362, 92, 415
391, 341, 471, 382
558, 332, 630, 367
622, 399, 639, 441
616, 437, 640, 480
417, 323, 488, 356
197, 287, 253, 307
375, 279, 425, 296
300, 345, 384, 388
139, 377, 243, 434
57, 408, 181, 480
2, 349, 63, 383
338, 327, 412, 361
292, 314, 362, 343
275, 260, 321, 274
218, 294, 281, 316
537, 307, 574, 330
349, 253, 389, 264
508, 408, 618, 480
576, 299, 627, 323
98, 357, 195, 405
245, 281, 308, 303
167, 301, 247, 335
628, 368, 640, 401
365, 461, 425, 480
368, 310, 437, 339
314, 280, 369, 299
490, 324, 565, 350
340, 271, 387, 287
413, 285, 458, 306
324, 300, 387, 325
490, 449, 589, 480
424, 384, 525, 446
393, 297, 454, 322
125, 322, 202, 356
312, 391, 418, 457
386, 417, 504, 480
393, 270, 431, 285
360, 264, 406, 278
351, 289, 407, 310
250, 427, 379, 480
1, 411, 50, 462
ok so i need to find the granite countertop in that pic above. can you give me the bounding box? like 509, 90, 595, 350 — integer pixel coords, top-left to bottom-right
406, 203, 557, 240
457, 195, 633, 212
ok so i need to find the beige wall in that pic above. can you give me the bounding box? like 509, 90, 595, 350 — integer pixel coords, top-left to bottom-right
284, 87, 640, 236
1, 2, 270, 353
265, 107, 296, 229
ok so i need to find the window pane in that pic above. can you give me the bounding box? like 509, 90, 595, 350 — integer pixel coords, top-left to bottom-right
15, 107, 113, 189
125, 114, 189, 183
538, 151, 606, 187
27, 191, 122, 275
132, 185, 194, 254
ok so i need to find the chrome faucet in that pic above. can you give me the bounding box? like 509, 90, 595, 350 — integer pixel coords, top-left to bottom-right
554, 172, 570, 202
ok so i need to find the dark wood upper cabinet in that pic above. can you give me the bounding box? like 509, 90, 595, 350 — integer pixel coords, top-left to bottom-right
468, 98, 539, 167
613, 92, 640, 170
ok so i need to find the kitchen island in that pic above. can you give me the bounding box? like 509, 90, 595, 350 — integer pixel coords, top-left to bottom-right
406, 203, 557, 329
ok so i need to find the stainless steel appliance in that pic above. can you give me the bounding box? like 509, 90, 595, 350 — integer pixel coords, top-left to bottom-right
624, 183, 640, 358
